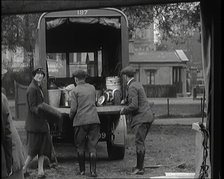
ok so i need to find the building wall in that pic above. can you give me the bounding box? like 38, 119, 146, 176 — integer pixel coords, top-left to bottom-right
131, 63, 172, 85
155, 66, 172, 85
131, 62, 188, 96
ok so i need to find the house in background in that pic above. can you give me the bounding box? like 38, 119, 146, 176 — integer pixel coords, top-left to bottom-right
129, 49, 189, 97
127, 17, 201, 97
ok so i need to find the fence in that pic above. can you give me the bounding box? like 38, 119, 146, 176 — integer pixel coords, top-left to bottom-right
152, 98, 206, 119
143, 84, 179, 98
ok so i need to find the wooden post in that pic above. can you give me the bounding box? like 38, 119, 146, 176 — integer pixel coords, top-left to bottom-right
167, 98, 169, 117
201, 97, 203, 117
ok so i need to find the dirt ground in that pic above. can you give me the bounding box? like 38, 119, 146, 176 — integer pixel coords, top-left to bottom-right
18, 124, 196, 178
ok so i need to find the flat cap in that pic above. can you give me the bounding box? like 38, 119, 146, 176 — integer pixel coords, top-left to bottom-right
120, 65, 136, 77
72, 69, 87, 79
32, 67, 45, 77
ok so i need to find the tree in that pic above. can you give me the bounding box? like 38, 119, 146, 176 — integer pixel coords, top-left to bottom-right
1, 15, 23, 51
1, 13, 41, 52
153, 2, 200, 45
120, 2, 200, 44
2, 14, 41, 97
2, 3, 200, 50
120, 6, 154, 38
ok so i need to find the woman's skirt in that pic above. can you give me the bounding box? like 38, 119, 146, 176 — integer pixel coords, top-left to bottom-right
26, 132, 52, 159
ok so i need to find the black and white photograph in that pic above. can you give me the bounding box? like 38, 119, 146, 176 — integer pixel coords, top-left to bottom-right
1, 0, 221, 178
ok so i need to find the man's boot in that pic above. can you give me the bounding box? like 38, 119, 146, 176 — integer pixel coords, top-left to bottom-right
130, 151, 145, 175
77, 152, 85, 175
89, 153, 97, 177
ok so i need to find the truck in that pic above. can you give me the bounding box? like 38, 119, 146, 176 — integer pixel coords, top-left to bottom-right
15, 8, 129, 160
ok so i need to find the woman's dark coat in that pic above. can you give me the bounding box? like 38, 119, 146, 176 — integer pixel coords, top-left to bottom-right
25, 79, 48, 133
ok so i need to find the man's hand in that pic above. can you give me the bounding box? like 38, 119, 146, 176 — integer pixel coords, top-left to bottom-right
120, 99, 126, 105
120, 107, 125, 115
8, 167, 13, 176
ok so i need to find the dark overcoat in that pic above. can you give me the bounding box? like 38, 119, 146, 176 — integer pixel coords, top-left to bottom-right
25, 79, 48, 133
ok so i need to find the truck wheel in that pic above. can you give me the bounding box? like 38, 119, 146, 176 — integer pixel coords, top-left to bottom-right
107, 115, 127, 160
107, 141, 125, 160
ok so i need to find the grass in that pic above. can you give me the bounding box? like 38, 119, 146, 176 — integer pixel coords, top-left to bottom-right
156, 112, 206, 119
16, 125, 196, 178
152, 103, 203, 119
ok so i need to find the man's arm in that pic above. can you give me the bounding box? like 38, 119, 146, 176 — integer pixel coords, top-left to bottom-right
120, 86, 139, 114
69, 90, 78, 120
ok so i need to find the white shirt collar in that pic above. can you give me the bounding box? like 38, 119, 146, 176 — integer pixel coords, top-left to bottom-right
127, 77, 134, 86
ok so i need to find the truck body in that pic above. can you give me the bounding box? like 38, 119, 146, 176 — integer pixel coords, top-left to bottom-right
34, 8, 129, 159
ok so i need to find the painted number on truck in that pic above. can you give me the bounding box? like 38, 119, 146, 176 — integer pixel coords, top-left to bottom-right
100, 132, 106, 139
77, 10, 88, 15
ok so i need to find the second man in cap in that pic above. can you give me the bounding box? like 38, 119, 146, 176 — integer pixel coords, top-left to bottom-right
120, 65, 154, 175
70, 69, 100, 177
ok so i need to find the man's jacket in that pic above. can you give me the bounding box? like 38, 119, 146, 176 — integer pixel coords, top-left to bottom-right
70, 81, 100, 127
121, 79, 154, 128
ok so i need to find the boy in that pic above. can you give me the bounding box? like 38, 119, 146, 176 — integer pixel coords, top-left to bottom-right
69, 70, 100, 177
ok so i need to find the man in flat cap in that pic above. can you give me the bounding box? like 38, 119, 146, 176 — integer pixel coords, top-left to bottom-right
70, 69, 100, 177
120, 65, 154, 175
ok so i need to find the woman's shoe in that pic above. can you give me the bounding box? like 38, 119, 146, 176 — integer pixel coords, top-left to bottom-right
23, 171, 30, 178
37, 174, 46, 178
76, 171, 85, 175
130, 167, 144, 175
49, 162, 58, 168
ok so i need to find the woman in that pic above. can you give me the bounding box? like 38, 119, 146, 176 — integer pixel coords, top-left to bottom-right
22, 67, 52, 178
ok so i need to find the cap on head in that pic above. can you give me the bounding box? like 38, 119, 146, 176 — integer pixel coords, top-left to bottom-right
72, 69, 87, 80
120, 65, 136, 77
32, 67, 45, 77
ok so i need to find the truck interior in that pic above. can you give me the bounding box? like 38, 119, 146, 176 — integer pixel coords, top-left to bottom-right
43, 15, 127, 156
45, 17, 123, 92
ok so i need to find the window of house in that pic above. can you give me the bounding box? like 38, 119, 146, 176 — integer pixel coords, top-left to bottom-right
145, 69, 156, 85
173, 67, 181, 83
135, 69, 140, 82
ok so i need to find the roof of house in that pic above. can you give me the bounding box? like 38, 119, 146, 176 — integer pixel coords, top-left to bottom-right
130, 50, 189, 63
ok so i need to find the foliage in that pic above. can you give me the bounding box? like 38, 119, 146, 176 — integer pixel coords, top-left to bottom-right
121, 2, 200, 44
153, 2, 200, 45
1, 13, 41, 51
2, 67, 32, 97
1, 15, 23, 51
120, 6, 154, 38
1, 4, 200, 51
